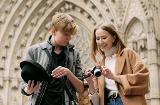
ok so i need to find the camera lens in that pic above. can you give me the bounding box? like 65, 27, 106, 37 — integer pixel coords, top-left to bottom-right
91, 66, 101, 77
93, 69, 101, 77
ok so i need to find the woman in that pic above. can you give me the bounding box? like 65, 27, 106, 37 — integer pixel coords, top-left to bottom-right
85, 22, 149, 105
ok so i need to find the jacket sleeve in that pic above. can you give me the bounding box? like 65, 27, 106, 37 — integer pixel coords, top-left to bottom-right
74, 50, 83, 82
21, 46, 35, 96
88, 91, 100, 105
118, 48, 149, 95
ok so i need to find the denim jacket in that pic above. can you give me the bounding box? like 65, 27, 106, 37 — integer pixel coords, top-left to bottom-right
21, 36, 83, 105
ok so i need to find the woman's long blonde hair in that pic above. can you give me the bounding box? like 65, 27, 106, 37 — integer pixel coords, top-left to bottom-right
90, 22, 126, 62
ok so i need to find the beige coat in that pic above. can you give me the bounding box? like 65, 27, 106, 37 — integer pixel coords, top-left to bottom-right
93, 48, 149, 105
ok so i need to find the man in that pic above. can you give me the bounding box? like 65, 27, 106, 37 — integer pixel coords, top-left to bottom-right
21, 13, 84, 105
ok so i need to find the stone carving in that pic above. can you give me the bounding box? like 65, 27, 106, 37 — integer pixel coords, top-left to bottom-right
0, 59, 5, 70
46, 0, 54, 7
11, 0, 17, 4
45, 22, 51, 30
5, 38, 11, 48
0, 14, 6, 23
38, 7, 46, 16
19, 8, 27, 18
31, 16, 39, 26
25, 27, 32, 36
9, 28, 15, 38
26, 0, 33, 8
0, 96, 3, 105
5, 4, 12, 13
14, 17, 21, 27
70, 27, 93, 71
1, 48, 7, 59
11, 76, 18, 89
38, 32, 45, 41
16, 49, 22, 59
11, 97, 18, 105
0, 75, 4, 88
20, 37, 28, 47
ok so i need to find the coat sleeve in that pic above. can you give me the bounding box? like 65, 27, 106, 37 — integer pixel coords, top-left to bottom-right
88, 91, 100, 105
118, 48, 149, 95
74, 50, 84, 81
21, 46, 36, 96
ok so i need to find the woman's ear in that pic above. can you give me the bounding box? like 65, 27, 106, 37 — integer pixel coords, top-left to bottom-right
51, 27, 56, 34
113, 35, 116, 41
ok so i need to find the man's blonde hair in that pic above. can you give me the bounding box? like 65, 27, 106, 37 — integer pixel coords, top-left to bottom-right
52, 12, 78, 35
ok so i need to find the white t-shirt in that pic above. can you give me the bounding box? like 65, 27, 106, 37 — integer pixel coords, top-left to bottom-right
105, 54, 118, 96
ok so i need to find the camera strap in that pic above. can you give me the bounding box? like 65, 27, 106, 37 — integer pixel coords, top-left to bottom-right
44, 48, 77, 105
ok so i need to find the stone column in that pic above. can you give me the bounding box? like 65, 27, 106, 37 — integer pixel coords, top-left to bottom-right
147, 1, 160, 104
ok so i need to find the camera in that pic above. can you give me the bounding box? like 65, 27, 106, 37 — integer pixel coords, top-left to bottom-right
90, 66, 101, 77
82, 66, 102, 79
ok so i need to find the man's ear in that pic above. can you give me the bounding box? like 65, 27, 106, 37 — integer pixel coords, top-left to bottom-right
51, 27, 56, 34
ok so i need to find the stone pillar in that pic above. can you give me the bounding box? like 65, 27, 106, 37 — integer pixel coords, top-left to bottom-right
147, 1, 160, 103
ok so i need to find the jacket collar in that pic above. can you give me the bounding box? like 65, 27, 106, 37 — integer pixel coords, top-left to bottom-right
115, 48, 125, 75
40, 35, 75, 51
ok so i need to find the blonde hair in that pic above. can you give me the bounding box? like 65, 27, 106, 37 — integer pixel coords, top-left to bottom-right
90, 22, 126, 62
52, 12, 78, 35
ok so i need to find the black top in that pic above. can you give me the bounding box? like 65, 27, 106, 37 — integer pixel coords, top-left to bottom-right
41, 47, 66, 105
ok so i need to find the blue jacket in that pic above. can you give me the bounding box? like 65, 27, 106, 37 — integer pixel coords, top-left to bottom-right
21, 36, 83, 105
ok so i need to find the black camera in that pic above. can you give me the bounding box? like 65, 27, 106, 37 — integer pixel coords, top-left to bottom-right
90, 66, 101, 77
82, 66, 102, 79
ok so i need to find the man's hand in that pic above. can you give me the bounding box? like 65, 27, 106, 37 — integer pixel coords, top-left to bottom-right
24, 80, 40, 94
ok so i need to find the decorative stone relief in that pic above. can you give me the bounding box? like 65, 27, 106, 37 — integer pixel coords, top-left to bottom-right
19, 8, 28, 18
11, 97, 18, 105
16, 49, 22, 59
1, 48, 7, 59
0, 13, 6, 23
9, 28, 16, 38
0, 96, 3, 105
38, 32, 45, 41
157, 40, 160, 66
70, 27, 93, 71
0, 75, 4, 88
46, 0, 54, 7
20, 37, 28, 47
5, 38, 11, 48
11, 0, 17, 4
11, 75, 19, 89
140, 50, 148, 67
31, 16, 39, 26
0, 59, 5, 70
5, 4, 13, 13
45, 22, 51, 30
25, 0, 33, 8
14, 59, 20, 70
14, 17, 21, 27
38, 7, 46, 16
126, 19, 148, 63
25, 27, 33, 36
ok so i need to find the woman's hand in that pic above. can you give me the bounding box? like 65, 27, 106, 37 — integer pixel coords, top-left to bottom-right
101, 66, 114, 79
84, 69, 94, 84
24, 80, 40, 94
85, 68, 96, 95
101, 66, 121, 84
51, 66, 70, 78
